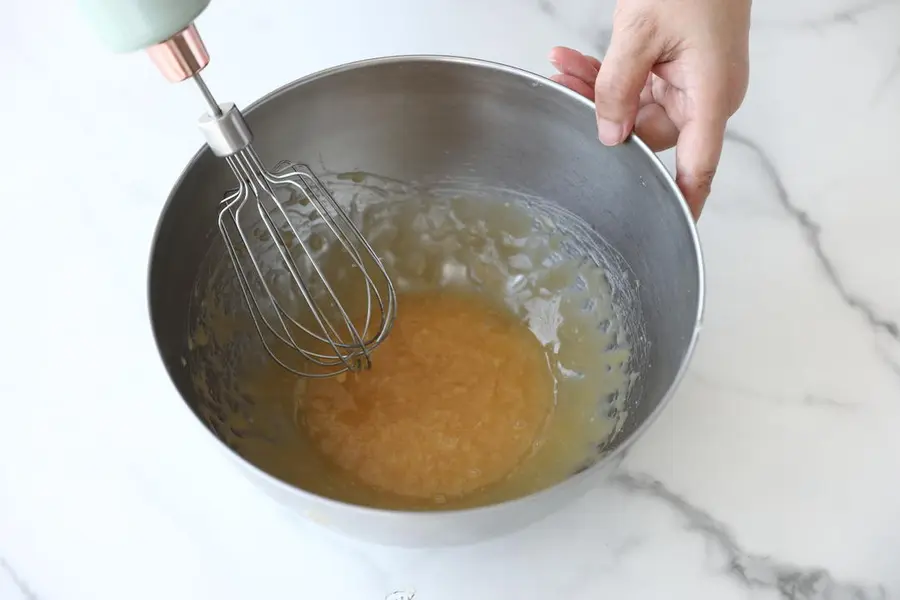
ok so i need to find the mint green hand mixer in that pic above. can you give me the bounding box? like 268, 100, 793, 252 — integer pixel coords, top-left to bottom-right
77, 0, 397, 377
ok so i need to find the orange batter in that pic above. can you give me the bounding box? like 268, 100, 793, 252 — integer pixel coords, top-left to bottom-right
297, 289, 556, 501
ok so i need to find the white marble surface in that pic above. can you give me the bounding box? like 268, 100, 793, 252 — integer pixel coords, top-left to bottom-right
2, 0, 899, 598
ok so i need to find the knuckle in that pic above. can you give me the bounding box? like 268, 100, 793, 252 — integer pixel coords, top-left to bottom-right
614, 6, 660, 42
730, 58, 751, 110
688, 169, 716, 194
707, 54, 750, 114
595, 77, 632, 106
593, 91, 634, 125
695, 67, 747, 118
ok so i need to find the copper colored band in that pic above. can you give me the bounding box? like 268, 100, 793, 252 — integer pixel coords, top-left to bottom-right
146, 23, 210, 83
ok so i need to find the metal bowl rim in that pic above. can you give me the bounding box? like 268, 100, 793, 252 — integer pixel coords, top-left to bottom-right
147, 53, 706, 519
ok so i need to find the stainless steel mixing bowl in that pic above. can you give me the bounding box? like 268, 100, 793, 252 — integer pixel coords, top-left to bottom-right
149, 55, 703, 547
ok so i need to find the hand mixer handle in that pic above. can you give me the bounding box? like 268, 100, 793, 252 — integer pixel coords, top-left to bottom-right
77, 0, 211, 53
77, 0, 249, 153
77, 0, 213, 82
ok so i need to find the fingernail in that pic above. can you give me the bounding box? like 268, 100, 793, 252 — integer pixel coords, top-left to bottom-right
596, 118, 627, 146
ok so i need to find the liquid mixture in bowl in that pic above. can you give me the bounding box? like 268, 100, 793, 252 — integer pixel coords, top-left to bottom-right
301, 289, 555, 501
188, 174, 637, 511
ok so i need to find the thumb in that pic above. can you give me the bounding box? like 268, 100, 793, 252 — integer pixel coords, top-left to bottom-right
594, 16, 662, 146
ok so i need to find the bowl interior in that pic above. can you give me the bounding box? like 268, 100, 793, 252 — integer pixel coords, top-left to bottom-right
149, 56, 702, 508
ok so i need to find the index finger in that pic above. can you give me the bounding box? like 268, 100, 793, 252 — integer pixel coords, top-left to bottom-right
548, 47, 602, 81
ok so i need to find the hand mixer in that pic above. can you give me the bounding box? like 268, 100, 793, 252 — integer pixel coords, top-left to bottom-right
78, 0, 397, 377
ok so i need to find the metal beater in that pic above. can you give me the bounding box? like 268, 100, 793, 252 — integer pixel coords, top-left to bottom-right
79, 1, 396, 377
158, 26, 396, 377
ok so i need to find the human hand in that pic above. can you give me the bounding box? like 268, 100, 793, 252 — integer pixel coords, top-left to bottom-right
549, 0, 752, 219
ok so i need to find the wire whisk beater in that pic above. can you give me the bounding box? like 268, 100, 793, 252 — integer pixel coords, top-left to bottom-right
214, 122, 397, 377
196, 94, 396, 377
145, 24, 395, 377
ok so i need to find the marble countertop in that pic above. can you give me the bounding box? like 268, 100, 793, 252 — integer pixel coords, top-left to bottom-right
3, 0, 899, 598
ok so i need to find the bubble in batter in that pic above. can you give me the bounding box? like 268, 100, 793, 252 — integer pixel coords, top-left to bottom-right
298, 289, 555, 500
